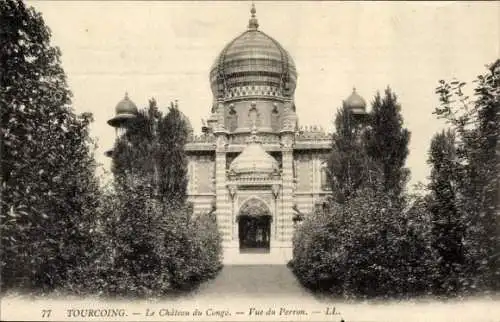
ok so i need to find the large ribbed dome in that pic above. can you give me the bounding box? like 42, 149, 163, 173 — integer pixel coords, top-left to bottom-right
210, 5, 297, 100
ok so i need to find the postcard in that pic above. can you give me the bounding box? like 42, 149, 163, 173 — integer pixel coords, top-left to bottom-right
1, 1, 499, 321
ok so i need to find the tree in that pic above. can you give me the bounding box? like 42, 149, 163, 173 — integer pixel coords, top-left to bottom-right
111, 101, 156, 195
328, 104, 370, 203
111, 99, 189, 205
292, 89, 434, 298
427, 130, 466, 293
292, 188, 437, 298
0, 0, 100, 292
156, 102, 189, 205
106, 98, 221, 296
434, 60, 500, 291
364, 88, 411, 198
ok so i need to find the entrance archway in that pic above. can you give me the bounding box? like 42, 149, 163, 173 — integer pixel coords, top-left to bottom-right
237, 198, 272, 252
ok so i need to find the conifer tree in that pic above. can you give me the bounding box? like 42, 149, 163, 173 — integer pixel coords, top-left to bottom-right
292, 88, 435, 298
111, 99, 157, 192
107, 99, 168, 295
364, 88, 411, 198
0, 0, 100, 291
328, 104, 369, 203
157, 102, 189, 205
111, 99, 189, 204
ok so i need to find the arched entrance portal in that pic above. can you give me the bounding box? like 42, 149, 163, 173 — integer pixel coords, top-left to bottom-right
238, 198, 272, 252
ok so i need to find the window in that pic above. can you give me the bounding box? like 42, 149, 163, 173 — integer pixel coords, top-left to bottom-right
320, 163, 331, 191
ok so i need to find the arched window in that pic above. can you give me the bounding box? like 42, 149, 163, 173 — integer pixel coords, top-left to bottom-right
320, 162, 331, 191
271, 104, 280, 131
228, 105, 238, 132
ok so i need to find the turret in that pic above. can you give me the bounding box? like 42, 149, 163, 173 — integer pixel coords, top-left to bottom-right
105, 92, 139, 157
107, 92, 138, 128
344, 87, 369, 124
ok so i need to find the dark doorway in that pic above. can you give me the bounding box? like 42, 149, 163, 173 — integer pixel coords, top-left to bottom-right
238, 215, 271, 252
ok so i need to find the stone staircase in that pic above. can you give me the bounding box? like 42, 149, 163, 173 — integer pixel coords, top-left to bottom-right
222, 241, 293, 265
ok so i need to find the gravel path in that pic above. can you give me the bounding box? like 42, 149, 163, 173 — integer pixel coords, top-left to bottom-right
2, 266, 499, 322
193, 265, 314, 299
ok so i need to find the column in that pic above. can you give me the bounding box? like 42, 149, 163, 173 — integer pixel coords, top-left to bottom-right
271, 184, 281, 241
215, 145, 231, 241
214, 101, 231, 241
228, 185, 238, 240
281, 145, 294, 241
280, 100, 296, 242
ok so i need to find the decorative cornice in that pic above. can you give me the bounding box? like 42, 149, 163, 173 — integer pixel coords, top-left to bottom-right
227, 177, 282, 185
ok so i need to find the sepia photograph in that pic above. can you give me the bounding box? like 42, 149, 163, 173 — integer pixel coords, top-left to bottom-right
0, 1, 499, 321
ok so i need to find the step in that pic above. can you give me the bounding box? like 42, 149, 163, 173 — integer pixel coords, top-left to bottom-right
222, 241, 293, 265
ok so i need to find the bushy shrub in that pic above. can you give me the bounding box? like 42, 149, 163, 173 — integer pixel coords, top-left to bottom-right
88, 180, 222, 298
189, 210, 224, 279
292, 208, 339, 292
291, 189, 438, 299
161, 206, 223, 291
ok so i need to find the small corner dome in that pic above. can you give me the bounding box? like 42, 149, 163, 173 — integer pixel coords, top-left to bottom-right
108, 93, 138, 127
345, 88, 366, 111
115, 93, 138, 116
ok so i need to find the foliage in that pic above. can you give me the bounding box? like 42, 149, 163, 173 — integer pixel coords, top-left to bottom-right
111, 99, 157, 189
111, 100, 189, 204
292, 87, 433, 299
106, 98, 222, 296
292, 188, 437, 298
328, 104, 370, 203
161, 206, 223, 291
87, 180, 222, 297
91, 178, 170, 297
364, 88, 411, 198
427, 130, 469, 293
433, 60, 500, 291
0, 0, 100, 292
157, 103, 189, 204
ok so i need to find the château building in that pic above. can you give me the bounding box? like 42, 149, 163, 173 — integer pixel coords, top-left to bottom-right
106, 5, 368, 264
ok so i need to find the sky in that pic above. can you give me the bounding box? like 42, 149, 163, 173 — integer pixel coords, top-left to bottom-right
28, 1, 499, 188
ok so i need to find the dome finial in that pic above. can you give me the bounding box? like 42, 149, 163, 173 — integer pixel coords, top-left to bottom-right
124, 91, 129, 100
352, 86, 356, 93
248, 2, 259, 30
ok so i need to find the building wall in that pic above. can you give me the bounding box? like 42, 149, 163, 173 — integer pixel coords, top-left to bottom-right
186, 147, 332, 243
187, 154, 216, 217
224, 99, 285, 133
293, 151, 331, 217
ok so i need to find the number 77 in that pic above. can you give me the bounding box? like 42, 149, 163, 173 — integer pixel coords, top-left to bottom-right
41, 309, 52, 318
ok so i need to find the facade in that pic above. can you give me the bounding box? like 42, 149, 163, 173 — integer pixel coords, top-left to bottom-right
107, 5, 367, 264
